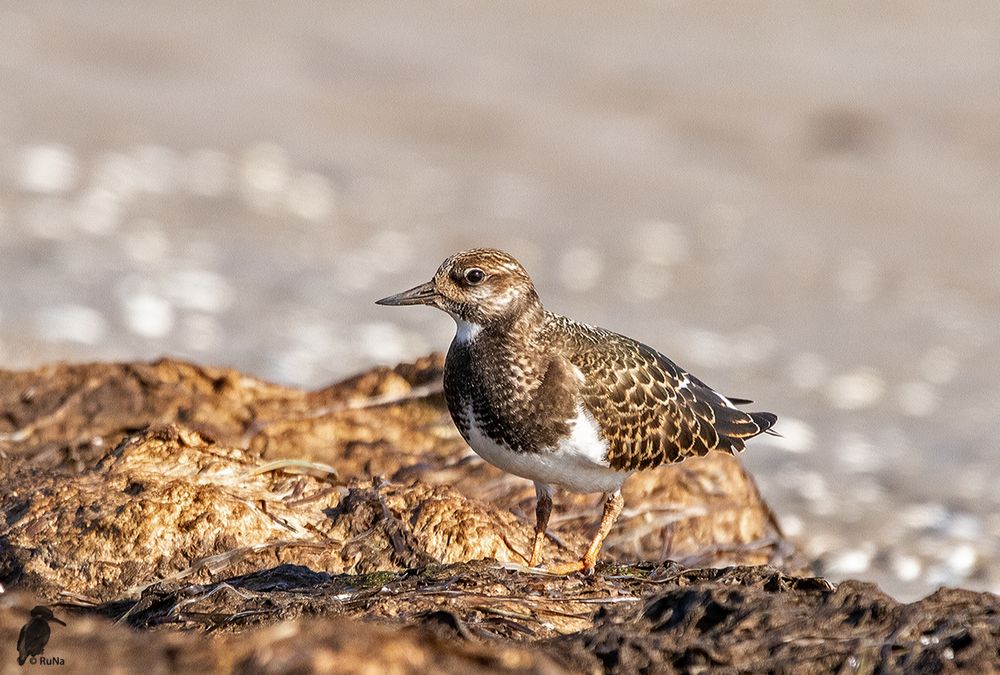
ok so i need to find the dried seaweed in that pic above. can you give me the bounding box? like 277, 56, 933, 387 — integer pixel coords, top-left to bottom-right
1, 357, 997, 672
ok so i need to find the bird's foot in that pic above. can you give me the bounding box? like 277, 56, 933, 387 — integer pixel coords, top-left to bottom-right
528, 534, 544, 568
543, 559, 595, 576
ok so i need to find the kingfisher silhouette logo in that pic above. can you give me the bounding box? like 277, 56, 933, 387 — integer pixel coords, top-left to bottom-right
16, 605, 66, 666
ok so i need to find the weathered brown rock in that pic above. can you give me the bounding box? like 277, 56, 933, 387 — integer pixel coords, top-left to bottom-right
0, 356, 789, 605
1, 356, 997, 673
0, 357, 441, 475
1, 425, 584, 602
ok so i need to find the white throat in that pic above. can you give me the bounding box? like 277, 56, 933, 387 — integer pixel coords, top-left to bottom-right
452, 316, 483, 345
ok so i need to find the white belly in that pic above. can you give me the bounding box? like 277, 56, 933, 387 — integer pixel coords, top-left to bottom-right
463, 404, 631, 494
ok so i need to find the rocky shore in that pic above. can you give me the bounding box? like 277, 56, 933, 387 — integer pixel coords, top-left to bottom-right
1, 357, 997, 672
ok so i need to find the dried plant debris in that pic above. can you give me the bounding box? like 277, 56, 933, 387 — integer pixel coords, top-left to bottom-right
3, 566, 997, 673
566, 568, 1000, 673
1, 356, 998, 672
101, 560, 682, 637
0, 591, 575, 675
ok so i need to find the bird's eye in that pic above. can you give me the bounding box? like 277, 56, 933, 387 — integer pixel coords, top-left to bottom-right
464, 268, 486, 285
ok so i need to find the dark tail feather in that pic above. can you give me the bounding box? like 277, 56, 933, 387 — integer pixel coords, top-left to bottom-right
750, 412, 778, 436
727, 397, 754, 406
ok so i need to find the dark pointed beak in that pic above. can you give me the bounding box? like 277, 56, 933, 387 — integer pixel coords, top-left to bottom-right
50, 616, 66, 626
375, 280, 439, 307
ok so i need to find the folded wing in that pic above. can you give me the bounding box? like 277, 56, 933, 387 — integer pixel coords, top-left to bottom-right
566, 326, 777, 471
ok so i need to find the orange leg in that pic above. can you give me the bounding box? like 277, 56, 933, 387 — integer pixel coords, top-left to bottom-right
529, 482, 553, 567
546, 490, 624, 575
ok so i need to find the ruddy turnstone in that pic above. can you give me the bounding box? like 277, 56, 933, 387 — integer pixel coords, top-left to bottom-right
377, 248, 776, 573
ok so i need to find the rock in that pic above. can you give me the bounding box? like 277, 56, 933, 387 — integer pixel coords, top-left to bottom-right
1, 356, 997, 672
1, 356, 790, 604
1, 425, 574, 601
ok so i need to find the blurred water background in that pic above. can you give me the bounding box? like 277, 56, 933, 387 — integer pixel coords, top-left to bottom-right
1, 2, 998, 601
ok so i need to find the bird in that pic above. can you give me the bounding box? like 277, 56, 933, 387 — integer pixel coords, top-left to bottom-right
17, 605, 65, 665
376, 248, 777, 573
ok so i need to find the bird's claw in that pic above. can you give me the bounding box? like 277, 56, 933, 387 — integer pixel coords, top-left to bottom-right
542, 560, 594, 576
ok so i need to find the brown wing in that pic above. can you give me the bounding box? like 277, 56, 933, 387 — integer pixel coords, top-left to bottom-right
562, 322, 777, 471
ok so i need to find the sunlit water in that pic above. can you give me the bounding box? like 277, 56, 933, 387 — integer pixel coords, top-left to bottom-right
1, 2, 998, 601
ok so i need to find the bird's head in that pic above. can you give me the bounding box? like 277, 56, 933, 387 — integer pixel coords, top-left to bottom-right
376, 248, 540, 327
29, 606, 65, 625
